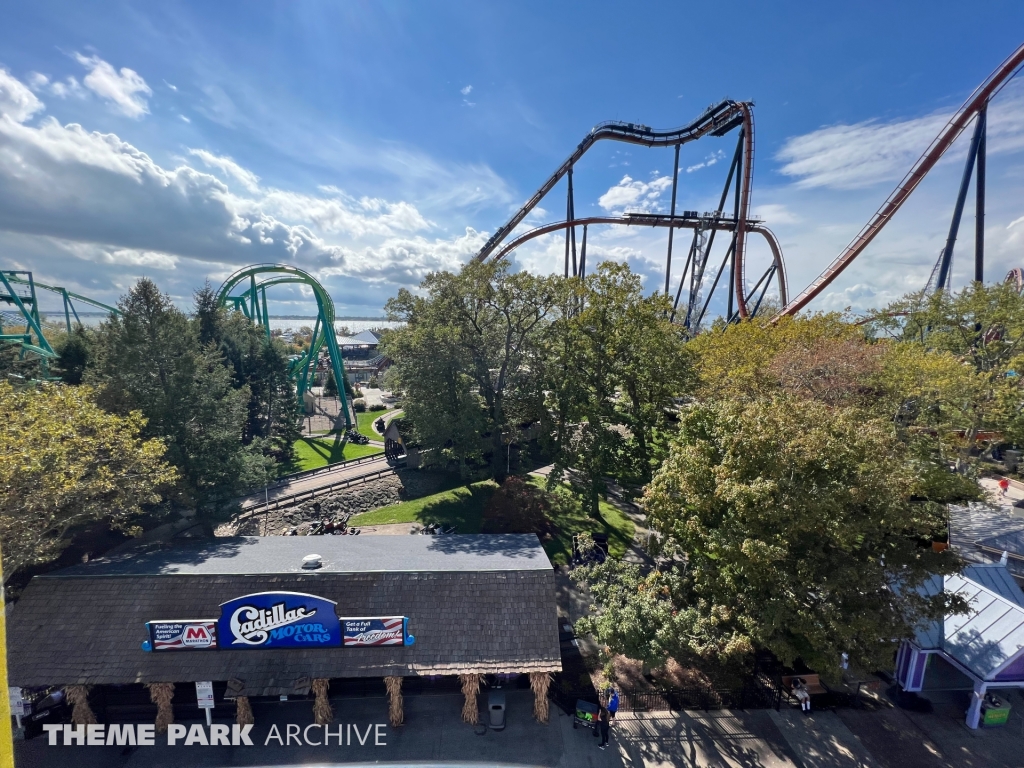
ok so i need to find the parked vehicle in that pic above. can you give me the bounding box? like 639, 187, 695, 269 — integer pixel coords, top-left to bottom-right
346, 430, 370, 445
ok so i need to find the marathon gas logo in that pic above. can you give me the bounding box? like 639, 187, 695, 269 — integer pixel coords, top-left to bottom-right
143, 592, 413, 651
218, 592, 342, 649
146, 621, 217, 651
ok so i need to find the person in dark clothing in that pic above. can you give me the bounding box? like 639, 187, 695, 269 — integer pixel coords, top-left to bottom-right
598, 706, 611, 749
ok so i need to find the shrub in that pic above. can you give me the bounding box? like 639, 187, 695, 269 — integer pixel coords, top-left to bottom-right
353, 398, 366, 412
368, 403, 387, 412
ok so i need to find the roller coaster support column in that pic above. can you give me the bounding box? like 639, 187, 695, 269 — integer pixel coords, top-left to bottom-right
579, 225, 588, 279
298, 314, 321, 398
565, 167, 578, 277
665, 143, 681, 295
217, 264, 352, 428
976, 105, 987, 283
937, 109, 987, 290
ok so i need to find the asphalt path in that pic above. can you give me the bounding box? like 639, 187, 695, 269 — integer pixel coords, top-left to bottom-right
237, 455, 394, 511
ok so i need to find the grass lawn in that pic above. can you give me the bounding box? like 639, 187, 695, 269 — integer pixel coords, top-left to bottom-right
355, 410, 395, 441
286, 435, 383, 473
526, 476, 634, 565
349, 473, 634, 564
349, 479, 497, 532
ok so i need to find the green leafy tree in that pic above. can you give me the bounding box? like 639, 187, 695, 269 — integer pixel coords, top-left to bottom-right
52, 325, 95, 385
384, 261, 557, 479
578, 397, 964, 677
88, 279, 270, 521
873, 283, 1024, 469
546, 262, 689, 508
192, 282, 299, 463
324, 368, 338, 397
0, 381, 177, 583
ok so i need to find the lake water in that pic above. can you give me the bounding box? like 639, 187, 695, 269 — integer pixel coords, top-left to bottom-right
53, 314, 403, 334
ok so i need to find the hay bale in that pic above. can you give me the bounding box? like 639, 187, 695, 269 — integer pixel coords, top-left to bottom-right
65, 685, 96, 725
384, 676, 403, 727
312, 679, 332, 725
145, 682, 175, 733
235, 696, 254, 725
458, 674, 481, 724
530, 672, 552, 723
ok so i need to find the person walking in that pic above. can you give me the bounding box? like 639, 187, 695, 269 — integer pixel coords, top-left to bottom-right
999, 477, 1010, 497
597, 706, 611, 749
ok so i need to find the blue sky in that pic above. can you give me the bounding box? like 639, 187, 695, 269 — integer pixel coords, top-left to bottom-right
2, 1, 1024, 318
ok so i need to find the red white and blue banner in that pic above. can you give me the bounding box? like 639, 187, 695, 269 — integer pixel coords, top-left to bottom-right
143, 593, 414, 651
342, 617, 409, 646
147, 621, 218, 651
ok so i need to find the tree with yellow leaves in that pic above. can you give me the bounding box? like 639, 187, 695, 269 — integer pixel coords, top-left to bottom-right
0, 382, 177, 583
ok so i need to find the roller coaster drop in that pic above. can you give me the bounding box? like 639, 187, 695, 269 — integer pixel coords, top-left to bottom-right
216, 264, 353, 427
478, 41, 1024, 325
475, 100, 787, 331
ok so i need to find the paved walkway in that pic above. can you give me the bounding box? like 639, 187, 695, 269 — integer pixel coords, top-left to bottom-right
978, 476, 1024, 518
12, 691, 886, 768
235, 454, 393, 511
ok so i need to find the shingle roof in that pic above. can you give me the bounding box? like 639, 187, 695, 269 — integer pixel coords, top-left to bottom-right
46, 534, 551, 577
948, 503, 1024, 581
8, 535, 560, 694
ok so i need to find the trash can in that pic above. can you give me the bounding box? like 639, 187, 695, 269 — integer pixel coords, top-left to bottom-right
981, 694, 1011, 727
488, 691, 506, 730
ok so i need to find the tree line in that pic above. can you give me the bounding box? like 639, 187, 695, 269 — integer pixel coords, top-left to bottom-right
1, 278, 300, 585
382, 260, 689, 514
384, 260, 1024, 679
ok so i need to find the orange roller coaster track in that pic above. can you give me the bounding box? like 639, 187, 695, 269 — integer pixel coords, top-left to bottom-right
778, 42, 1024, 317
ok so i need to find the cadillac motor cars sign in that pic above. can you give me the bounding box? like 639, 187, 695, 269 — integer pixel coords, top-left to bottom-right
218, 592, 342, 649
142, 592, 415, 651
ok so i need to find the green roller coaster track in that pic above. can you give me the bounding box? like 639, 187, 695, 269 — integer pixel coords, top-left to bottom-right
216, 263, 352, 428
0, 270, 120, 374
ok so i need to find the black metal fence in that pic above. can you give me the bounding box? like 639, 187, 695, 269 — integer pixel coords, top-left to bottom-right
617, 671, 781, 713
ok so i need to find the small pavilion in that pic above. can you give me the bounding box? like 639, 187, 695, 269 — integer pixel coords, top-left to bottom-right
896, 562, 1024, 728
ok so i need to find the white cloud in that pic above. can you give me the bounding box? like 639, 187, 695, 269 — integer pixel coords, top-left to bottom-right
460, 85, 473, 96
27, 72, 49, 90
188, 148, 261, 193
0, 68, 516, 314
260, 189, 431, 238
686, 150, 725, 173
0, 68, 44, 123
776, 80, 1024, 190
50, 76, 86, 99
597, 174, 673, 213
179, 114, 190, 123
74, 54, 152, 118
752, 203, 800, 225
163, 80, 178, 92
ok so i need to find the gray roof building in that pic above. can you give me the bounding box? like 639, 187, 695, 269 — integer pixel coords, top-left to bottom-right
949, 502, 1024, 582
912, 564, 1024, 681
8, 535, 560, 697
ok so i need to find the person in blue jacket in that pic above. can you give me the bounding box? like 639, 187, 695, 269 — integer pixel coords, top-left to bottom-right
606, 688, 619, 720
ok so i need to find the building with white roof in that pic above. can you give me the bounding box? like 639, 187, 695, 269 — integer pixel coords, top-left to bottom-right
896, 562, 1024, 727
